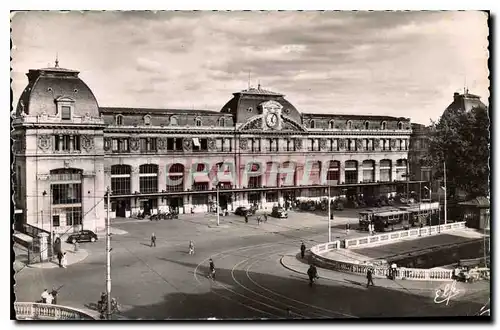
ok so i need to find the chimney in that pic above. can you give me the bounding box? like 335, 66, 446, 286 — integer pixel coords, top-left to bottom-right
453, 92, 460, 101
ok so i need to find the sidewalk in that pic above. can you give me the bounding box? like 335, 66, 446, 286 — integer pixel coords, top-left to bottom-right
279, 251, 488, 295
26, 241, 89, 270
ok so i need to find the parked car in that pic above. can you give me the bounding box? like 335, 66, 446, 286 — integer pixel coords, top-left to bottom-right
66, 230, 98, 244
271, 206, 288, 218
235, 206, 249, 216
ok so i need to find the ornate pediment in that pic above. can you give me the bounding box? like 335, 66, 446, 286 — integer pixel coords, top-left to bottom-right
239, 114, 306, 132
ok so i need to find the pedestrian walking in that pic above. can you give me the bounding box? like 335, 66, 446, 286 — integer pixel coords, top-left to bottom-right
189, 240, 195, 255
244, 214, 248, 223
391, 262, 398, 280
300, 241, 306, 259
41, 289, 49, 303
51, 288, 59, 305
61, 252, 68, 268
151, 233, 156, 247
57, 251, 63, 267
366, 268, 375, 287
264, 213, 268, 223
345, 223, 350, 235
208, 258, 216, 280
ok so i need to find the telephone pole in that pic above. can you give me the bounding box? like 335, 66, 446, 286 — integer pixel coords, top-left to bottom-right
216, 183, 220, 226
106, 186, 112, 320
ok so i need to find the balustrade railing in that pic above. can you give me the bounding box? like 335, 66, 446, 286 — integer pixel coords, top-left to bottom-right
14, 302, 95, 320
344, 222, 466, 248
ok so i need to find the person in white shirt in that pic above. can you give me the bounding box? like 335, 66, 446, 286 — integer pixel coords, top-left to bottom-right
41, 289, 50, 303
45, 293, 53, 304
61, 252, 68, 268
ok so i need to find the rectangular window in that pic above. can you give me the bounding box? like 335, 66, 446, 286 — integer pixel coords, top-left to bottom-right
216, 138, 223, 151
266, 192, 278, 203
248, 176, 262, 188
65, 207, 82, 226
52, 215, 60, 227
111, 177, 131, 195
51, 183, 82, 205
167, 138, 174, 151
192, 182, 209, 191
61, 106, 71, 120
200, 139, 208, 151
73, 136, 81, 151
112, 139, 118, 151
140, 176, 158, 193
175, 138, 183, 151
192, 194, 208, 206
345, 171, 358, 184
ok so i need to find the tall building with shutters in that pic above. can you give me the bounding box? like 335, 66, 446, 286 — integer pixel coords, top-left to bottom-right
12, 63, 418, 233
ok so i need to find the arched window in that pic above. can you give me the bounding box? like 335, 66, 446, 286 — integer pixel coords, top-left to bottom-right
144, 115, 151, 126
346, 120, 352, 130
398, 122, 403, 130
365, 121, 370, 130
167, 163, 184, 192
195, 118, 202, 127
170, 116, 178, 126
327, 160, 340, 182
381, 121, 387, 130
328, 120, 335, 129
380, 160, 392, 182
310, 120, 315, 129
115, 115, 123, 126
362, 160, 375, 183
219, 117, 225, 127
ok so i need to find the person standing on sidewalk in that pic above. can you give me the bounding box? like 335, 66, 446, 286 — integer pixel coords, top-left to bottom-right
151, 233, 156, 247
366, 268, 375, 287
57, 251, 63, 268
345, 223, 350, 235
300, 241, 306, 259
61, 252, 68, 268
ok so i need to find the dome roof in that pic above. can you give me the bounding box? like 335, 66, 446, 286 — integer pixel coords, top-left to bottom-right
15, 64, 99, 117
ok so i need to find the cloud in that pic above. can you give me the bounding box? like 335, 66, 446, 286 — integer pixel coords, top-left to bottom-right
10, 11, 489, 124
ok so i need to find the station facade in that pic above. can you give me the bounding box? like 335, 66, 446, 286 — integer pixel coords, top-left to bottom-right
13, 63, 421, 233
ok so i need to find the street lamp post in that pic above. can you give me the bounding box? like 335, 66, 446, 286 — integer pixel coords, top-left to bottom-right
106, 187, 112, 320
328, 185, 331, 242
424, 186, 433, 233
443, 162, 447, 224
216, 183, 220, 226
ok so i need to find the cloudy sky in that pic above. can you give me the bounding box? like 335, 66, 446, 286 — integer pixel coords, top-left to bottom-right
11, 11, 489, 124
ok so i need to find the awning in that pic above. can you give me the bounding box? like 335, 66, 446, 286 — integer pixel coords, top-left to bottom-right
193, 173, 210, 183
192, 138, 201, 147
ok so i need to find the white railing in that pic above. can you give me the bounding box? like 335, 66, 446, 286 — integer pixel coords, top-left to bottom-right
14, 302, 95, 320
344, 222, 466, 248
310, 240, 341, 254
310, 250, 454, 281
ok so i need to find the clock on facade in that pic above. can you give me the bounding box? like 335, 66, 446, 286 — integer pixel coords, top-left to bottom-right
265, 113, 278, 128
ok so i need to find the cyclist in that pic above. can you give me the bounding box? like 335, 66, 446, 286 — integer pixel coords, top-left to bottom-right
307, 264, 318, 286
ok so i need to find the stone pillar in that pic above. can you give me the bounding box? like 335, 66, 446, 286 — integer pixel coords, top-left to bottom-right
357, 163, 363, 183
38, 232, 49, 262
320, 161, 328, 186
339, 162, 345, 184
374, 163, 380, 182
131, 166, 140, 193
261, 192, 266, 210
278, 190, 284, 207
391, 163, 397, 183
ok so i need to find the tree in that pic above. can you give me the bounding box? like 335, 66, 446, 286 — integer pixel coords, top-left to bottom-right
424, 106, 490, 199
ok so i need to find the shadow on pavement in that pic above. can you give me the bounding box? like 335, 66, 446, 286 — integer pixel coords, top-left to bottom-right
118, 257, 488, 320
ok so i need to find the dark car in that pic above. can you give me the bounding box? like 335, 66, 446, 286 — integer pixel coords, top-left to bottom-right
234, 206, 249, 216
66, 230, 98, 244
271, 206, 288, 218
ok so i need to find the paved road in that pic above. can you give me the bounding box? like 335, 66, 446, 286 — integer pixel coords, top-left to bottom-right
13, 211, 489, 319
